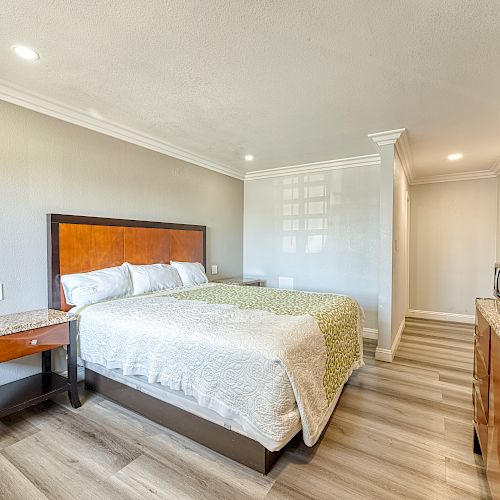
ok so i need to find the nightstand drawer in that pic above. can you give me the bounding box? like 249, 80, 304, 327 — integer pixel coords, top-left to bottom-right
0, 323, 69, 362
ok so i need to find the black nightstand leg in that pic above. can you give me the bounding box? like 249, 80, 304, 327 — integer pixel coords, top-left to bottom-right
42, 350, 51, 373
67, 321, 81, 408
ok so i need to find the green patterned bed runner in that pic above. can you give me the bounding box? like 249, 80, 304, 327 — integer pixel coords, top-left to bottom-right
169, 284, 361, 403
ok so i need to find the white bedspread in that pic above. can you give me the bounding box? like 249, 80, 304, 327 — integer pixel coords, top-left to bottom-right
75, 287, 362, 451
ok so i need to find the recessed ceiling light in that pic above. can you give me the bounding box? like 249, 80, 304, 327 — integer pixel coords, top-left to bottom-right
12, 45, 39, 61
447, 153, 463, 161
244, 155, 254, 161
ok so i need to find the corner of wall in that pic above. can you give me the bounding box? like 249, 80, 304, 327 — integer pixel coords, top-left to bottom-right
374, 318, 405, 362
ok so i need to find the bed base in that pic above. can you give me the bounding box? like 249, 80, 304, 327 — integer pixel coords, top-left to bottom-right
85, 369, 290, 474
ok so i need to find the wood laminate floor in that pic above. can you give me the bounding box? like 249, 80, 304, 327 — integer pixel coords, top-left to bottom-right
0, 318, 491, 499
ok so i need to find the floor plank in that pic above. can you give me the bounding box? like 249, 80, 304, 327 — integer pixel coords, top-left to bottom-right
0, 318, 490, 499
0, 454, 49, 500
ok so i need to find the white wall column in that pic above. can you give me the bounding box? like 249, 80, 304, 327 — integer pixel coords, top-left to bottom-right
368, 129, 406, 362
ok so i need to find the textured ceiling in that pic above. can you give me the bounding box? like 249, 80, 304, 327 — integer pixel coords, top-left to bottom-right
1, 1, 499, 177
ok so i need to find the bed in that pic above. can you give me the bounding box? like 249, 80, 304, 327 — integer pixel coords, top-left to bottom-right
47, 213, 364, 473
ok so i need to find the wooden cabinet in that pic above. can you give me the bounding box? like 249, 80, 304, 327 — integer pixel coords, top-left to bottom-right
488, 331, 500, 497
474, 309, 491, 459
475, 300, 500, 498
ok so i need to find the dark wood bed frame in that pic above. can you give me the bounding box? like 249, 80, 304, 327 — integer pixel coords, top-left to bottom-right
47, 213, 290, 474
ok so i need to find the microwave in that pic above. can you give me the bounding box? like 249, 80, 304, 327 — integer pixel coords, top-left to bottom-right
495, 263, 500, 298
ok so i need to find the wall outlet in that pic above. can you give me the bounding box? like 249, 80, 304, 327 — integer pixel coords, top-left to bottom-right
0, 284, 4, 300
211, 265, 218, 275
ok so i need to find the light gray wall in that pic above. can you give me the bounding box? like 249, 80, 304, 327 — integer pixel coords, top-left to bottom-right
0, 100, 243, 384
409, 178, 496, 317
244, 166, 380, 329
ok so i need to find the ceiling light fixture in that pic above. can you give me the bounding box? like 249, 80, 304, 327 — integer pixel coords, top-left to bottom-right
447, 153, 463, 161
12, 45, 40, 61
244, 155, 254, 161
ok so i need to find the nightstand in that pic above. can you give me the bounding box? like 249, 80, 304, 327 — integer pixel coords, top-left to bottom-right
0, 309, 81, 417
214, 276, 264, 287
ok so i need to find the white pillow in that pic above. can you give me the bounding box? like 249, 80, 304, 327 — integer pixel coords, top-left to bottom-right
126, 263, 183, 295
170, 261, 208, 286
61, 263, 132, 307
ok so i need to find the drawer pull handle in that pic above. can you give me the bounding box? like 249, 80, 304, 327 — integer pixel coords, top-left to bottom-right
30, 339, 38, 345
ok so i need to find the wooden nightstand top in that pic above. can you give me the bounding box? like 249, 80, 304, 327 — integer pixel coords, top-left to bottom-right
0, 309, 75, 337
213, 276, 263, 286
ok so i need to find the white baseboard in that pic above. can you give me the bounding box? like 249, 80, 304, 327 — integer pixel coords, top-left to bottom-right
392, 318, 405, 355
374, 318, 405, 363
362, 327, 378, 340
374, 347, 393, 362
407, 309, 475, 324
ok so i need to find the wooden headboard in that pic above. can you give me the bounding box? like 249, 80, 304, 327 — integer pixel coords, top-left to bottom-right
47, 214, 206, 311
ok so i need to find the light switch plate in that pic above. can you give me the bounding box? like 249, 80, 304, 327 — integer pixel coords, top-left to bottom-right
211, 265, 218, 275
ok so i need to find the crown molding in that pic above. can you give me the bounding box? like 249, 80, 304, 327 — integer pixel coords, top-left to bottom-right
0, 80, 245, 180
368, 128, 494, 186
2, 85, 494, 187
245, 154, 380, 181
411, 169, 496, 185
394, 130, 415, 183
368, 128, 406, 148
369, 127, 416, 184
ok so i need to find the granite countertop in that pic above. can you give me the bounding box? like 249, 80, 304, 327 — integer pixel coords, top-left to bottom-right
0, 309, 75, 337
476, 298, 500, 337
